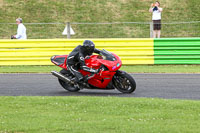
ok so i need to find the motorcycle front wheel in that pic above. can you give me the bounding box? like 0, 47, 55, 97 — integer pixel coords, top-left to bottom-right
113, 70, 136, 93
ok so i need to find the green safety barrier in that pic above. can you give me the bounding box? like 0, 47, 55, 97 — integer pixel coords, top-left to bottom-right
0, 38, 200, 65
154, 38, 200, 64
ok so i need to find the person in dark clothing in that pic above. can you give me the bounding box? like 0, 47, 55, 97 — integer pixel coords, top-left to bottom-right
67, 40, 101, 86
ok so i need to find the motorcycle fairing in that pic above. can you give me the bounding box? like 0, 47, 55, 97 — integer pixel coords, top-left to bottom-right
51, 55, 68, 69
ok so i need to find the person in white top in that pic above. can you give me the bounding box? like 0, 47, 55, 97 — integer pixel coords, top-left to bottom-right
13, 18, 27, 39
149, 1, 163, 38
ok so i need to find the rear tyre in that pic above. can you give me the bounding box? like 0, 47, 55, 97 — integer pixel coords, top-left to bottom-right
58, 69, 80, 92
113, 70, 136, 93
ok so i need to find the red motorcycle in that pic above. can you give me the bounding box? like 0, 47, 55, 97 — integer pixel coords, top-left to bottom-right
51, 49, 136, 93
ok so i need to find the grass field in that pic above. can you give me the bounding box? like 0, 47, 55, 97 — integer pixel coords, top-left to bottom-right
0, 96, 200, 133
0, 0, 200, 38
0, 65, 200, 73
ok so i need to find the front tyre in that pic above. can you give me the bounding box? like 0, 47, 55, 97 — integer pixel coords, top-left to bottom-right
113, 70, 136, 93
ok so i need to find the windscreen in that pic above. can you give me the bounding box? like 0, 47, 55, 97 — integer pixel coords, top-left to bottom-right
100, 49, 116, 61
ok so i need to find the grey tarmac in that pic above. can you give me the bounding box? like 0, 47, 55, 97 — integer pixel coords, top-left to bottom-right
0, 73, 200, 100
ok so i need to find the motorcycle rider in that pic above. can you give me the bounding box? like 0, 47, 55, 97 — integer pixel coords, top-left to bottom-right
67, 40, 101, 88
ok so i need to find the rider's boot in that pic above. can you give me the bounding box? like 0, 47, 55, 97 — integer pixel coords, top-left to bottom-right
72, 77, 84, 90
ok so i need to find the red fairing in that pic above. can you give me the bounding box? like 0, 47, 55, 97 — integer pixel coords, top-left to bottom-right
51, 55, 68, 69
51, 52, 122, 89
97, 53, 122, 72
83, 53, 122, 88
84, 53, 122, 71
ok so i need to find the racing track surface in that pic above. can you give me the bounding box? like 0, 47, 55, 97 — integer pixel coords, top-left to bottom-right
0, 73, 200, 100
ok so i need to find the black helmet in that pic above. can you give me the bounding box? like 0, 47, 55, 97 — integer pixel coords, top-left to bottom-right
83, 40, 95, 55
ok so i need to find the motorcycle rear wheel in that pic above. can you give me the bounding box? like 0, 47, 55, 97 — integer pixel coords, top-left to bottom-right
113, 71, 136, 93
58, 69, 80, 92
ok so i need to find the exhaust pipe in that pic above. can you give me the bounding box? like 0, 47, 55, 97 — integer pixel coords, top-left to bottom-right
51, 71, 74, 84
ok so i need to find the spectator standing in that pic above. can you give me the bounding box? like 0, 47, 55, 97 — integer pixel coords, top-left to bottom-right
149, 1, 163, 38
13, 18, 27, 39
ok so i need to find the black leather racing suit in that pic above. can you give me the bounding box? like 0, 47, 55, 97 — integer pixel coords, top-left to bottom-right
67, 45, 101, 82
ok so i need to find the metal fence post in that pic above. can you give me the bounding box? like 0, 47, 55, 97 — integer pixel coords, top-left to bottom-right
67, 22, 71, 39
150, 22, 153, 38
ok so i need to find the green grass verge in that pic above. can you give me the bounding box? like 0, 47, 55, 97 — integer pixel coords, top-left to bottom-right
1, 0, 200, 38
0, 65, 200, 73
0, 96, 200, 133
